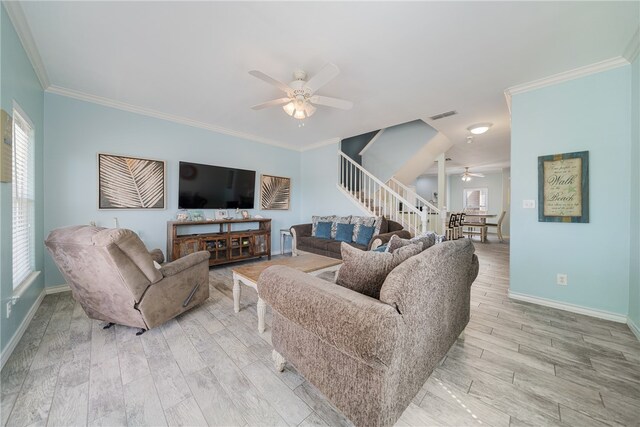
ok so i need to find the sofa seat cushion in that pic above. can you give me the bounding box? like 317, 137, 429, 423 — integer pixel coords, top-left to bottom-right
298, 236, 332, 251
336, 242, 422, 299
327, 241, 367, 255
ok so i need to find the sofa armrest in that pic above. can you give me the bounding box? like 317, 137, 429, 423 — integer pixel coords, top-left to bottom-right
149, 248, 165, 264
368, 230, 411, 250
290, 223, 312, 238
160, 251, 209, 277
258, 266, 403, 367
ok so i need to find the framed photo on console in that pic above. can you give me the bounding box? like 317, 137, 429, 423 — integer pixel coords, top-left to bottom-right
538, 151, 589, 223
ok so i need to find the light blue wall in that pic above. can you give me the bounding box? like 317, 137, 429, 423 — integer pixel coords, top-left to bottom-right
300, 142, 364, 220
1, 5, 45, 354
44, 93, 302, 286
415, 175, 438, 203
511, 66, 631, 316
629, 54, 639, 332
362, 120, 438, 183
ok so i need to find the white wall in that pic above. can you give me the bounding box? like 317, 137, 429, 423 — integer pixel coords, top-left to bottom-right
415, 175, 438, 203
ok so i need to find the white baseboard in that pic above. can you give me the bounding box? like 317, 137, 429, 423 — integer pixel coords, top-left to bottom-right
45, 284, 70, 294
0, 289, 45, 370
508, 290, 628, 323
628, 318, 640, 341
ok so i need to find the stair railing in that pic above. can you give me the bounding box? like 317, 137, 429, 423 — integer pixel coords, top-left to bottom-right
387, 177, 447, 234
337, 151, 428, 236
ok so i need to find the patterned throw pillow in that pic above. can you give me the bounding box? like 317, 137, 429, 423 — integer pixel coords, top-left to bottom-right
331, 216, 352, 239
336, 242, 422, 299
386, 232, 437, 253
312, 215, 336, 236
350, 216, 377, 242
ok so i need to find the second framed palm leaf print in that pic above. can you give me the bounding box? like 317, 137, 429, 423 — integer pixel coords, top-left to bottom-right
260, 174, 290, 210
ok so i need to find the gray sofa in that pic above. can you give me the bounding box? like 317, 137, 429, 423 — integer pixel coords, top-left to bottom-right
291, 217, 410, 258
45, 225, 210, 332
258, 239, 478, 427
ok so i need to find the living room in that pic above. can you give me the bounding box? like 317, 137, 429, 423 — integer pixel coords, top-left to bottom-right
1, 1, 639, 426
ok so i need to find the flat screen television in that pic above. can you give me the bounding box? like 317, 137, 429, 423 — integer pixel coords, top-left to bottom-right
178, 161, 256, 209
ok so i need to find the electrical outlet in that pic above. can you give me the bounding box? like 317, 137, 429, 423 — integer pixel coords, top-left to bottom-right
523, 200, 536, 209
557, 274, 568, 286
6, 302, 11, 318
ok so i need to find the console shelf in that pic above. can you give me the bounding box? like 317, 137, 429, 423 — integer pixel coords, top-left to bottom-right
167, 218, 271, 267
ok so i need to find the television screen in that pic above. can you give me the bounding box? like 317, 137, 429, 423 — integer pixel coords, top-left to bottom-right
178, 161, 256, 209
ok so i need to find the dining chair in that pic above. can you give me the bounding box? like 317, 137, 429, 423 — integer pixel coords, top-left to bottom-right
486, 210, 506, 242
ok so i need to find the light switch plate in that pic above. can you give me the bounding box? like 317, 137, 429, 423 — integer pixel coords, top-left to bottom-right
523, 200, 536, 209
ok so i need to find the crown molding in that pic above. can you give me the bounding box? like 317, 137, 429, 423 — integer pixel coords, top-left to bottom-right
624, 28, 639, 63
2, 1, 49, 89
504, 56, 630, 103
299, 137, 341, 152
46, 85, 301, 152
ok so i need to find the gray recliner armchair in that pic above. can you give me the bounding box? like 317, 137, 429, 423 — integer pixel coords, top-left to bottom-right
45, 225, 210, 333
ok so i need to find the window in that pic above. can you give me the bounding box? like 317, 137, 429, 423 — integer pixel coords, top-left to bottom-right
463, 188, 488, 212
12, 106, 35, 290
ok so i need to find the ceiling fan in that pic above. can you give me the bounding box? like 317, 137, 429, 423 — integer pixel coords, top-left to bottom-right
461, 167, 485, 182
249, 63, 353, 120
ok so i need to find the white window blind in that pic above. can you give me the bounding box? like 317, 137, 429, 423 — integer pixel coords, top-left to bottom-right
12, 107, 35, 289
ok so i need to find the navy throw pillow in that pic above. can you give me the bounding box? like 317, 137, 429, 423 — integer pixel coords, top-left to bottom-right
315, 221, 332, 239
335, 223, 355, 243
355, 225, 375, 246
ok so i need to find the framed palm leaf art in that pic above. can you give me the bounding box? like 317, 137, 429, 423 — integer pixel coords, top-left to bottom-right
260, 174, 290, 210
98, 153, 166, 209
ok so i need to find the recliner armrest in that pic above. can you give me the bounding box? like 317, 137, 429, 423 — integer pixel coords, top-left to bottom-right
258, 265, 403, 368
160, 251, 209, 277
367, 230, 411, 250
149, 248, 165, 264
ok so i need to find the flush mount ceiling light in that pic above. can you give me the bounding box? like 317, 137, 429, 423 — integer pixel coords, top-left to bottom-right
467, 123, 493, 135
466, 136, 474, 144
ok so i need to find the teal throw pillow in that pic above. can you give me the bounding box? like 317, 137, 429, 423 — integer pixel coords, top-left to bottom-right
315, 221, 332, 239
355, 225, 375, 246
336, 223, 355, 243
373, 244, 388, 252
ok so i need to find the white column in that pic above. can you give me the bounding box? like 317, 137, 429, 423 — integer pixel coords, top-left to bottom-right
437, 153, 447, 234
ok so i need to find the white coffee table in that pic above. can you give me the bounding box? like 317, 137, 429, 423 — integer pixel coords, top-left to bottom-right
232, 253, 342, 332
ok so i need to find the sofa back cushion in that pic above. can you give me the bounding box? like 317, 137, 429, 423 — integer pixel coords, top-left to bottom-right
331, 216, 352, 239
386, 232, 437, 252
350, 216, 383, 243
336, 242, 422, 299
312, 215, 336, 236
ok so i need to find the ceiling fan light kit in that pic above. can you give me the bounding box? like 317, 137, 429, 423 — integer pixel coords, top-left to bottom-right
461, 167, 485, 182
467, 123, 492, 135
249, 63, 353, 121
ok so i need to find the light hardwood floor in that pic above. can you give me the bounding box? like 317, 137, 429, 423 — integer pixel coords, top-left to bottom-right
2, 241, 639, 426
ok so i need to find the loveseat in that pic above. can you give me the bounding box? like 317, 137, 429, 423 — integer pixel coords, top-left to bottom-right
291, 215, 410, 259
258, 239, 478, 426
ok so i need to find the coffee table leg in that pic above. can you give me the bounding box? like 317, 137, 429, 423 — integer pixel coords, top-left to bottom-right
232, 273, 241, 313
257, 298, 266, 333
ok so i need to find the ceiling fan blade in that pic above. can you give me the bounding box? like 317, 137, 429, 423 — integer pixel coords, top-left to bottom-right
248, 70, 292, 95
251, 98, 291, 110
469, 173, 485, 177
304, 63, 340, 94
309, 95, 353, 110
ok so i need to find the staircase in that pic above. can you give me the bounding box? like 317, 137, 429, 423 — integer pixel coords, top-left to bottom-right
337, 151, 446, 236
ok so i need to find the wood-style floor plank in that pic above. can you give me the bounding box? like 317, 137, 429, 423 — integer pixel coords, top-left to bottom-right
2, 241, 639, 427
